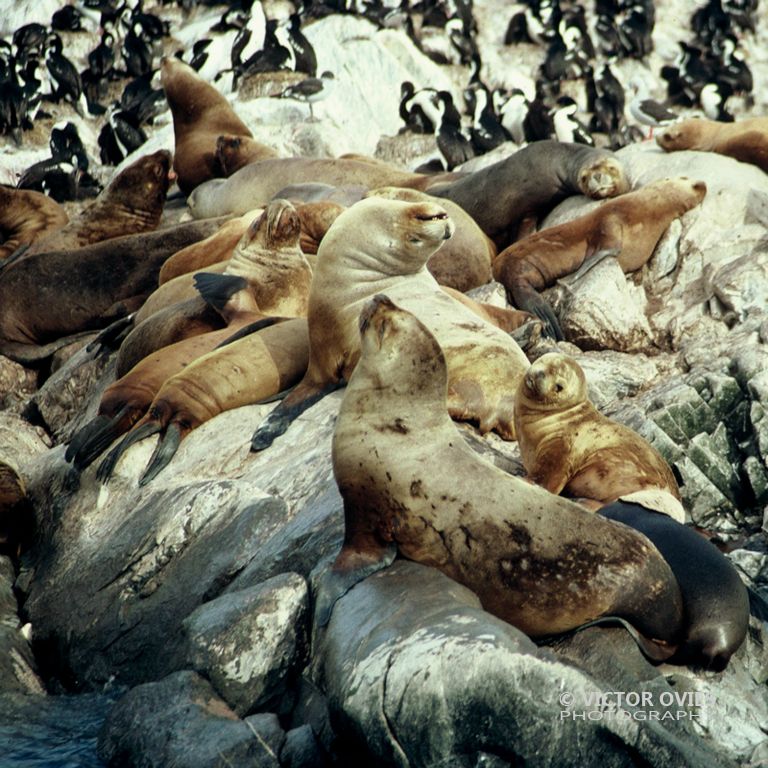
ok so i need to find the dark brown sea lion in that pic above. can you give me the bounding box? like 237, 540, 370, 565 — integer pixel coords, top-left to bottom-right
514, 353, 683, 517
657, 116, 768, 172
0, 218, 227, 364
0, 186, 68, 260
161, 57, 276, 196
427, 141, 630, 248
26, 150, 173, 255
97, 317, 310, 485
492, 177, 707, 339
316, 296, 684, 663
251, 196, 530, 451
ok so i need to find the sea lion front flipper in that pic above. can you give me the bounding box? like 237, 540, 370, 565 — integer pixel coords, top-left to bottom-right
213, 316, 286, 349
139, 423, 182, 486
314, 541, 398, 628
85, 314, 136, 354
96, 420, 162, 483
509, 283, 563, 341
193, 272, 248, 314
558, 246, 621, 286
250, 379, 346, 452
65, 405, 132, 470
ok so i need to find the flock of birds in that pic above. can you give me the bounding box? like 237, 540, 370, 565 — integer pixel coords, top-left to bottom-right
0, 0, 762, 197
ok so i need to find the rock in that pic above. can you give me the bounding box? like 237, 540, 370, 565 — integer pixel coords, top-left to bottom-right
281, 724, 329, 768
0, 555, 45, 695
182, 573, 309, 716
0, 355, 36, 414
244, 713, 287, 763
311, 560, 724, 767
707, 242, 768, 322
97, 670, 281, 768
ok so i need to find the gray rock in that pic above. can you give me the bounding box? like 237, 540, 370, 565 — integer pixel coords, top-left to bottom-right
280, 724, 328, 768
312, 560, 723, 767
97, 670, 280, 767
243, 713, 286, 764
182, 573, 309, 716
0, 355, 36, 414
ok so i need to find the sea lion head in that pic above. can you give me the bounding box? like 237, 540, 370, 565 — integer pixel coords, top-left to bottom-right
645, 176, 707, 212
519, 352, 586, 410
105, 149, 172, 213
216, 134, 277, 177
578, 155, 630, 199
323, 197, 455, 275
244, 198, 301, 250
356, 294, 446, 397
656, 119, 704, 151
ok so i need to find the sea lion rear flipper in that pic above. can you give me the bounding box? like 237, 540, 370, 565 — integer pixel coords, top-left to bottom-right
510, 284, 563, 341
65, 406, 132, 470
86, 314, 136, 354
0, 332, 97, 366
564, 616, 678, 662
314, 541, 398, 628
139, 423, 182, 486
251, 380, 346, 452
194, 272, 248, 314
96, 420, 162, 483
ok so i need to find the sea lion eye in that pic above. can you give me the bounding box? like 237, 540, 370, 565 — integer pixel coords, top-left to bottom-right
555, 383, 564, 392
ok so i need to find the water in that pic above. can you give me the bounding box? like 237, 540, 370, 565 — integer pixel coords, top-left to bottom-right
0, 692, 113, 767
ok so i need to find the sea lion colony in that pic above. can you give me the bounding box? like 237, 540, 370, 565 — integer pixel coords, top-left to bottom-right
1, 4, 764, 683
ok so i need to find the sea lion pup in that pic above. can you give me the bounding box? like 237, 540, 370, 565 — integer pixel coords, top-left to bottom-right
315, 296, 684, 661
515, 353, 683, 517
96, 316, 309, 486
161, 57, 276, 196
366, 187, 494, 292
25, 151, 173, 256
115, 200, 312, 376
251, 197, 530, 451
186, 156, 433, 219
0, 186, 68, 260
657, 116, 768, 173
158, 210, 263, 285
0, 218, 226, 365
427, 141, 630, 248
598, 500, 749, 671
492, 176, 708, 339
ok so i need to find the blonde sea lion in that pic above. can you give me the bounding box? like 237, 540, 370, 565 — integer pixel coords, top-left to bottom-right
428, 141, 631, 248
0, 186, 68, 260
514, 352, 683, 516
492, 177, 707, 339
115, 199, 312, 377
367, 186, 494, 292
97, 317, 310, 485
216, 134, 277, 177
316, 296, 685, 661
160, 57, 276, 196
25, 151, 173, 256
0, 218, 227, 365
158, 210, 263, 285
657, 116, 768, 172
251, 197, 530, 451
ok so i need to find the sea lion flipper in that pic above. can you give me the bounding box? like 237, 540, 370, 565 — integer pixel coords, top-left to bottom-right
85, 315, 136, 354
251, 380, 345, 452
65, 406, 131, 470
314, 542, 398, 628
213, 316, 286, 349
96, 420, 162, 483
139, 423, 182, 486
559, 246, 621, 286
193, 272, 248, 314
566, 616, 678, 662
511, 284, 563, 341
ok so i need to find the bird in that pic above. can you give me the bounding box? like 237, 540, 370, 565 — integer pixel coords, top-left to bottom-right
275, 71, 335, 121
45, 33, 90, 117
552, 96, 593, 145
466, 83, 510, 154
700, 82, 734, 121
399, 81, 440, 134
629, 78, 679, 137
434, 90, 474, 170
98, 108, 147, 165
497, 88, 530, 145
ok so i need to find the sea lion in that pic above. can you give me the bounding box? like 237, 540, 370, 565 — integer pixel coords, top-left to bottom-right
116, 199, 312, 376
186, 156, 433, 219
25, 150, 173, 256
158, 210, 263, 285
97, 317, 310, 485
295, 201, 346, 255
598, 500, 749, 670
316, 295, 684, 661
0, 186, 68, 260
216, 134, 278, 177
514, 352, 683, 516
66, 311, 283, 471
428, 141, 630, 248
251, 197, 530, 451
657, 116, 768, 173
0, 218, 227, 365
0, 459, 31, 558
367, 186, 494, 292
161, 57, 275, 196
492, 177, 707, 339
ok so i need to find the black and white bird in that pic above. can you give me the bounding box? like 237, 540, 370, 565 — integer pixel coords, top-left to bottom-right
399, 81, 440, 134
275, 71, 335, 121
45, 33, 90, 117
497, 88, 530, 145
552, 96, 593, 145
434, 90, 474, 170
275, 14, 317, 76
629, 78, 679, 136
700, 82, 734, 121
465, 83, 509, 154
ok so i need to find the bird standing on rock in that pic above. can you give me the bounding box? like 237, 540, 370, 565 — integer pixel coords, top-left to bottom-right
629, 77, 679, 137
275, 71, 335, 121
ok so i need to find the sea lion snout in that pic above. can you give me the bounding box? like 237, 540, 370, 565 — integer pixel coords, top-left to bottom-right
692, 180, 707, 195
